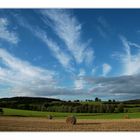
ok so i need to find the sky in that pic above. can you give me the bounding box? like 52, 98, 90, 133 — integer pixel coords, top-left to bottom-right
0, 9, 140, 100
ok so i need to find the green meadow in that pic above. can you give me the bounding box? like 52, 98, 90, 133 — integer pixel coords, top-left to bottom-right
3, 108, 140, 119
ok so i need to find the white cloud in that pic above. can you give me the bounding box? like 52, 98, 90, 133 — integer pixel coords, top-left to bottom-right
15, 15, 74, 72
78, 68, 86, 76
14, 10, 94, 73
74, 68, 86, 90
102, 63, 112, 76
74, 79, 85, 90
98, 16, 110, 29
35, 30, 74, 72
40, 9, 94, 65
84, 48, 94, 65
120, 35, 140, 75
97, 26, 107, 39
0, 48, 57, 96
91, 66, 98, 75
128, 42, 140, 49
0, 48, 88, 97
0, 18, 19, 44
97, 16, 111, 39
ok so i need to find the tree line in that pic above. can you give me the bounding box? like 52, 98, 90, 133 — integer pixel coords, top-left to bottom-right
42, 103, 124, 113
0, 97, 125, 113
0, 101, 125, 113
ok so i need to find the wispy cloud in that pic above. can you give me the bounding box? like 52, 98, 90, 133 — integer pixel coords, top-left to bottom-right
0, 48, 56, 96
14, 15, 74, 72
119, 35, 140, 75
97, 26, 108, 39
74, 79, 85, 90
74, 68, 86, 90
102, 63, 112, 76
0, 18, 19, 44
40, 9, 94, 65
128, 42, 140, 49
35, 30, 74, 72
84, 48, 95, 66
78, 68, 86, 76
98, 16, 110, 29
0, 48, 89, 98
91, 66, 98, 75
97, 16, 111, 39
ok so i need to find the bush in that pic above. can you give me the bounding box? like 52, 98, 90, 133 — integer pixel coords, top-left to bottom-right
124, 108, 128, 113
116, 103, 124, 113
66, 115, 76, 125
0, 108, 3, 115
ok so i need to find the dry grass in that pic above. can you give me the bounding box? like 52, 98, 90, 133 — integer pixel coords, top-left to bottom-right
0, 116, 140, 131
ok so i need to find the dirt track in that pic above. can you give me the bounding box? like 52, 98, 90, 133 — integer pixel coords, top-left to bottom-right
0, 116, 140, 131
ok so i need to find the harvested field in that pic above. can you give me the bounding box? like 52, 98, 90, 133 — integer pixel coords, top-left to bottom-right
0, 116, 140, 131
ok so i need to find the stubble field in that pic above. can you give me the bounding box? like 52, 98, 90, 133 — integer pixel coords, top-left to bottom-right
0, 116, 140, 131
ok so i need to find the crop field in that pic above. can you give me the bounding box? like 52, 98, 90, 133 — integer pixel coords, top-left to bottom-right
0, 108, 140, 131
1, 116, 140, 131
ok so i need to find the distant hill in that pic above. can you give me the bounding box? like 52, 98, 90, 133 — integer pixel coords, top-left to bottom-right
1, 96, 140, 104
0, 96, 68, 112
0, 96, 62, 104
0, 96, 80, 112
123, 99, 140, 104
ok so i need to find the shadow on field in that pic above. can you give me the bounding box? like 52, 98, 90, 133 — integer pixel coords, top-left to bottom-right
77, 122, 101, 125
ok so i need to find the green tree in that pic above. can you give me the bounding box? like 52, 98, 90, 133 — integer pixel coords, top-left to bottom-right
116, 103, 124, 113
95, 97, 99, 102
113, 99, 116, 103
108, 99, 112, 103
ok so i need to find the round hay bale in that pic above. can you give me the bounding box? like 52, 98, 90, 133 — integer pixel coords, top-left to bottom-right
47, 115, 53, 120
123, 115, 129, 119
66, 115, 76, 125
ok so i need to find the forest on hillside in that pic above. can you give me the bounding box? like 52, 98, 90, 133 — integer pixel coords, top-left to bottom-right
0, 97, 140, 113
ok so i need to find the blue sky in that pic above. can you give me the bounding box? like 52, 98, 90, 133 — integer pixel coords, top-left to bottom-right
0, 9, 140, 100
